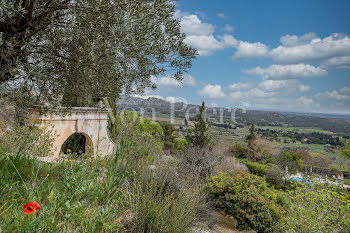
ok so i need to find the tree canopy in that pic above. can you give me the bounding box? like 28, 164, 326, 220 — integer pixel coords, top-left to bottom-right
0, 0, 196, 107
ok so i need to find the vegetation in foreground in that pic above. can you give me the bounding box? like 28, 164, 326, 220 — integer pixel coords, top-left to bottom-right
1, 109, 350, 233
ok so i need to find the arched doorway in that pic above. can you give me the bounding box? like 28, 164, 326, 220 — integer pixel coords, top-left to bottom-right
60, 133, 93, 156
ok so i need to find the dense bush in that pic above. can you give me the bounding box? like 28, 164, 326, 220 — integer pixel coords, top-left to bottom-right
126, 160, 203, 233
277, 183, 350, 233
265, 165, 285, 188
159, 121, 176, 151
175, 146, 222, 184
278, 150, 303, 174
231, 143, 248, 158
243, 160, 271, 176
340, 139, 350, 158
174, 138, 189, 152
205, 171, 285, 232
108, 110, 163, 158
108, 110, 206, 232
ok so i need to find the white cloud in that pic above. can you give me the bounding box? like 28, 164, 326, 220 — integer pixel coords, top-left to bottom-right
165, 96, 187, 103
228, 82, 255, 91
245, 64, 327, 79
297, 96, 318, 107
258, 80, 311, 93
223, 24, 234, 32
316, 87, 350, 101
185, 34, 237, 56
229, 91, 243, 100
270, 33, 350, 64
198, 84, 226, 98
321, 56, 350, 69
299, 85, 310, 92
180, 14, 214, 36
226, 79, 317, 112
177, 12, 238, 56
280, 32, 317, 47
232, 41, 269, 59
152, 74, 196, 87
133, 94, 164, 100
258, 80, 289, 90
217, 13, 225, 18
246, 88, 276, 98
229, 33, 350, 70
182, 74, 197, 86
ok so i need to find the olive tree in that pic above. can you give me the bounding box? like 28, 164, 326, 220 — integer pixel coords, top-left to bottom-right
0, 0, 196, 107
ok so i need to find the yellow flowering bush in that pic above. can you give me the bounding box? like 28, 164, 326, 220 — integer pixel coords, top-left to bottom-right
277, 182, 350, 232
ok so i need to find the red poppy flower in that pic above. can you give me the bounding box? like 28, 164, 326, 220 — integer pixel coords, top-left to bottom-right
23, 201, 41, 214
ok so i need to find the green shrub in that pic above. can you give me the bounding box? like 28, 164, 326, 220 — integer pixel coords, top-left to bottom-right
127, 166, 203, 233
108, 110, 163, 158
175, 138, 189, 152
114, 128, 204, 233
205, 171, 284, 232
278, 150, 303, 174
340, 139, 350, 158
277, 183, 350, 233
244, 160, 271, 176
231, 143, 248, 158
175, 146, 221, 185
265, 165, 284, 187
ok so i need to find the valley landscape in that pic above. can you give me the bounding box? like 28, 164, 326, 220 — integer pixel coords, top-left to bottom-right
1, 0, 350, 232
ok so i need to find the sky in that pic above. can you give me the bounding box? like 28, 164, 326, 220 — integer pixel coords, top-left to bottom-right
140, 0, 350, 115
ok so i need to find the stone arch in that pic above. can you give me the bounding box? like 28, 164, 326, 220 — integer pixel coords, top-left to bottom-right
60, 132, 94, 155
31, 107, 115, 158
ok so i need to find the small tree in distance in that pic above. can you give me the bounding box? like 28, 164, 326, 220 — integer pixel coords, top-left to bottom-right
186, 101, 210, 147
246, 124, 256, 141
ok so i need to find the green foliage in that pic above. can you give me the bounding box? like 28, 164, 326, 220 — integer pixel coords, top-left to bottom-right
0, 153, 126, 232
1, 0, 196, 107
176, 147, 220, 184
175, 138, 189, 152
127, 161, 203, 233
277, 183, 350, 232
278, 150, 303, 173
0, 116, 203, 232
243, 160, 271, 176
340, 139, 350, 158
108, 108, 163, 158
231, 143, 248, 158
246, 124, 256, 141
160, 122, 176, 150
205, 171, 284, 232
186, 101, 210, 147
265, 165, 285, 188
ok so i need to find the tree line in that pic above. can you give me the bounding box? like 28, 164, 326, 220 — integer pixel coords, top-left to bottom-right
256, 128, 344, 146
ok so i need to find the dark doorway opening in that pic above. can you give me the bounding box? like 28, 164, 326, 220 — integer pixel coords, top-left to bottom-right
61, 133, 92, 156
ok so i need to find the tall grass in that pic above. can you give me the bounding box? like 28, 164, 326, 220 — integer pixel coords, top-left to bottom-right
1, 112, 206, 233
0, 153, 127, 232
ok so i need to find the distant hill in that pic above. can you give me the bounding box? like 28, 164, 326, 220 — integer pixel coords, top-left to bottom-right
117, 96, 350, 135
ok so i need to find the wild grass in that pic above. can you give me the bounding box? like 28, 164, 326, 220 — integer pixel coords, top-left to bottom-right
0, 154, 125, 232
1, 113, 206, 233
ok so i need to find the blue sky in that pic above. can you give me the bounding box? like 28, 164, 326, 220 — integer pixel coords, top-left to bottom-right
141, 0, 350, 114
